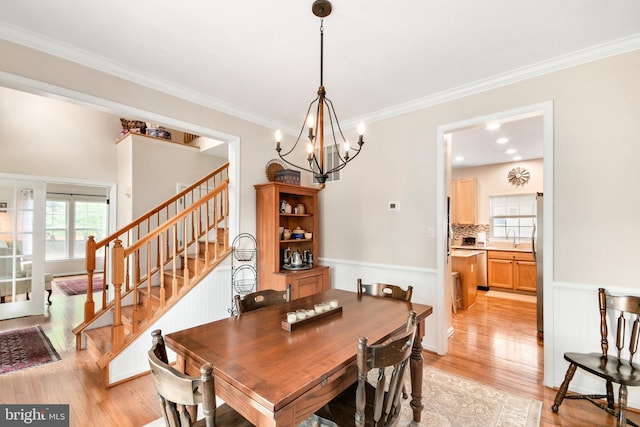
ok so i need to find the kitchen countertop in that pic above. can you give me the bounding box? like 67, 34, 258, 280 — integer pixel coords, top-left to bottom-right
452, 244, 533, 253
450, 249, 483, 257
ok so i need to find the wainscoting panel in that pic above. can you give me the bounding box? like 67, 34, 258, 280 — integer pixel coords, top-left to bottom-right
110, 264, 233, 384
320, 258, 439, 352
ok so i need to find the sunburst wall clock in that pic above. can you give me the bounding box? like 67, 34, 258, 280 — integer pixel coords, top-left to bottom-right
508, 167, 530, 186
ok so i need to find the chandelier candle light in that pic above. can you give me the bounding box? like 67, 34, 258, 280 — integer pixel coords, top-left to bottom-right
275, 0, 365, 188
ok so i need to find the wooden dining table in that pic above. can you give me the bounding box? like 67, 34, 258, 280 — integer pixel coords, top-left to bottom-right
165, 289, 433, 427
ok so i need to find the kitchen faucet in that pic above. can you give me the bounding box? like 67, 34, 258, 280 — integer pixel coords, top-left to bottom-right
506, 229, 518, 248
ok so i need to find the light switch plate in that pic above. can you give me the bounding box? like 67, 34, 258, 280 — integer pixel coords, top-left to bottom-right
388, 201, 400, 211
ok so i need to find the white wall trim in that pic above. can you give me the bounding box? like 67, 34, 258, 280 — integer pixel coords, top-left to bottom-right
320, 257, 435, 275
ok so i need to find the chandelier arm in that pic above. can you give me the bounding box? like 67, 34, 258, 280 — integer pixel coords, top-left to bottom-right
276, 153, 316, 174
277, 96, 320, 158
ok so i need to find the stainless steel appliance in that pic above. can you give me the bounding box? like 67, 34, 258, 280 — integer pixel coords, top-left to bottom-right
533, 192, 543, 334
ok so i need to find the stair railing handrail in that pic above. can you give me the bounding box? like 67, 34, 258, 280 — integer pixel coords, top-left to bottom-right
83, 162, 228, 323
95, 162, 228, 250
124, 181, 227, 256
109, 179, 229, 352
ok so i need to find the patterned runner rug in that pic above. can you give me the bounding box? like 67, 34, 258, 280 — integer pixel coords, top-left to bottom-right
0, 325, 61, 376
54, 275, 104, 296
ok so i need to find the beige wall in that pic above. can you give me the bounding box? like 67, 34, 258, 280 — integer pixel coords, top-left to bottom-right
452, 158, 544, 225
1, 40, 638, 285
0, 86, 121, 181
322, 50, 640, 288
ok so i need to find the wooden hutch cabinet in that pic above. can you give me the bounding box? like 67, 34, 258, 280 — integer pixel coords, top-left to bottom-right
254, 182, 329, 299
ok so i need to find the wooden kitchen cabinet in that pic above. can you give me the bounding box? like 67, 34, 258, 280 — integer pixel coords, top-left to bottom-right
451, 252, 478, 309
254, 182, 329, 298
451, 178, 477, 225
487, 250, 536, 293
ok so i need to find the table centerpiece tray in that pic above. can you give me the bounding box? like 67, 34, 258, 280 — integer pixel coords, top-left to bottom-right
281, 306, 342, 332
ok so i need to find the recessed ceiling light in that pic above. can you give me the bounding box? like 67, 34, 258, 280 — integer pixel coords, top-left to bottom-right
455, 156, 464, 162
513, 156, 522, 161
486, 123, 501, 131
506, 149, 516, 154
497, 137, 509, 144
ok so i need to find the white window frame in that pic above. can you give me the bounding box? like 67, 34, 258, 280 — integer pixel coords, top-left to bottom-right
45, 193, 108, 261
489, 193, 537, 242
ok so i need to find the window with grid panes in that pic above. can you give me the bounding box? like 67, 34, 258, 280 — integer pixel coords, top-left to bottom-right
490, 194, 536, 241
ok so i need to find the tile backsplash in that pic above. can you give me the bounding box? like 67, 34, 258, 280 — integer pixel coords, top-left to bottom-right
452, 224, 489, 245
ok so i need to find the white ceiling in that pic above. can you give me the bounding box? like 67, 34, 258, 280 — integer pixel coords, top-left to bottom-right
451, 114, 544, 169
1, 1, 639, 164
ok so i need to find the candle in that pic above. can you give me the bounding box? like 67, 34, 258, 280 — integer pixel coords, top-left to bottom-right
307, 115, 314, 138
314, 303, 324, 314
307, 142, 314, 161
358, 122, 365, 144
275, 130, 281, 150
287, 312, 297, 323
329, 299, 339, 309
296, 309, 307, 320
322, 301, 331, 312
306, 309, 316, 317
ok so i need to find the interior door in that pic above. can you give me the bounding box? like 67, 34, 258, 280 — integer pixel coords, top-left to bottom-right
0, 179, 46, 319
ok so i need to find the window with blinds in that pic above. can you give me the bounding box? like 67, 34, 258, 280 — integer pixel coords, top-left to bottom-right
490, 194, 536, 241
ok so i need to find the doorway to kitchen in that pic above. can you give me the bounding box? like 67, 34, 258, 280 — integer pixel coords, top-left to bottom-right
436, 101, 554, 384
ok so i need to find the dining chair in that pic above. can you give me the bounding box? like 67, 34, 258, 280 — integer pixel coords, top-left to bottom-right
552, 288, 640, 427
234, 284, 291, 315
357, 278, 413, 302
147, 329, 253, 427
357, 278, 413, 399
311, 310, 418, 427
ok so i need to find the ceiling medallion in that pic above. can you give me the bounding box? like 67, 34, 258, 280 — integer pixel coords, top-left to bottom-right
508, 167, 530, 186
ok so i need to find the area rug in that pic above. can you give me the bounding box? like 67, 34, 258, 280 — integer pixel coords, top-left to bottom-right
54, 275, 104, 296
144, 365, 542, 427
0, 325, 61, 376
486, 290, 537, 303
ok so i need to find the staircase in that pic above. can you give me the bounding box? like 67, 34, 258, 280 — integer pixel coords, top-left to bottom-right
73, 163, 231, 386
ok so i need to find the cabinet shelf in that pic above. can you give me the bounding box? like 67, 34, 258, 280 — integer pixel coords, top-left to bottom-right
280, 213, 312, 217
280, 239, 312, 243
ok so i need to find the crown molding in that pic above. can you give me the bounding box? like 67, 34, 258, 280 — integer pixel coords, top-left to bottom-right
354, 33, 640, 127
1, 22, 639, 132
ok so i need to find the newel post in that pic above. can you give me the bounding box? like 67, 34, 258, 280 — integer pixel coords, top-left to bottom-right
84, 236, 96, 323
111, 239, 125, 351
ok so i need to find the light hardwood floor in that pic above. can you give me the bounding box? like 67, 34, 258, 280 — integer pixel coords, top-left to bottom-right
0, 283, 631, 426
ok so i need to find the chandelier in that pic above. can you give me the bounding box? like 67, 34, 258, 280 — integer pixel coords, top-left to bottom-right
275, 0, 364, 188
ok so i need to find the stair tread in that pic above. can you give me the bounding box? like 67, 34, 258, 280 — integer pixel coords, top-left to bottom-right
85, 325, 112, 354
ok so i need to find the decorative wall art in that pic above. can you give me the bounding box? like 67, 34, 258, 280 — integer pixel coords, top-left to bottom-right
507, 167, 530, 186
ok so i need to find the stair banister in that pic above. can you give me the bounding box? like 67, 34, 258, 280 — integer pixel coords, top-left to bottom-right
83, 163, 229, 323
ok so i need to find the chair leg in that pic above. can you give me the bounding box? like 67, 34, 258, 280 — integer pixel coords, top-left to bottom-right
46, 289, 52, 305
606, 380, 615, 410
618, 384, 628, 427
552, 362, 577, 412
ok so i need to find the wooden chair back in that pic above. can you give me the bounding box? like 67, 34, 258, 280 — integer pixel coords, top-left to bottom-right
234, 285, 291, 315
599, 287, 640, 363
148, 329, 216, 427
357, 278, 413, 302
356, 310, 417, 426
